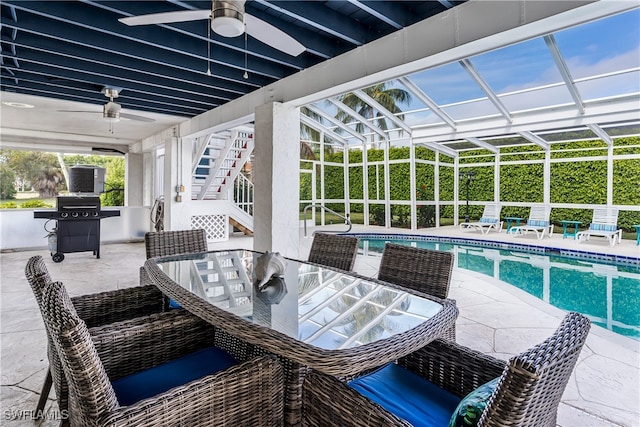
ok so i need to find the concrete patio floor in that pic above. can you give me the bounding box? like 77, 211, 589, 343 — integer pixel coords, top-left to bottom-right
1, 225, 638, 426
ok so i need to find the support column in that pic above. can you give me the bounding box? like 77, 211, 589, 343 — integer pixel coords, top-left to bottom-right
607, 145, 614, 205
383, 140, 391, 228
434, 154, 440, 227
410, 143, 417, 230
142, 152, 155, 207
494, 153, 500, 204
253, 102, 300, 258
164, 137, 192, 231
343, 145, 350, 220
454, 158, 460, 226
125, 152, 143, 206
544, 149, 551, 205
362, 139, 369, 226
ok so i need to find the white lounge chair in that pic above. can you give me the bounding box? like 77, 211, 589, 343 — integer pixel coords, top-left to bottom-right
576, 207, 622, 246
511, 206, 553, 240
459, 204, 503, 234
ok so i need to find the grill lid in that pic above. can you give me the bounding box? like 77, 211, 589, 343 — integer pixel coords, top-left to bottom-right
56, 196, 101, 211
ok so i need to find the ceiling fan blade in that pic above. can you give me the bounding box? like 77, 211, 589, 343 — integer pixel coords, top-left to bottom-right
57, 110, 99, 113
244, 14, 305, 56
119, 113, 156, 123
119, 10, 210, 26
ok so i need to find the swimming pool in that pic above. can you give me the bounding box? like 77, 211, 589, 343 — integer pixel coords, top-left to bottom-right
354, 234, 640, 340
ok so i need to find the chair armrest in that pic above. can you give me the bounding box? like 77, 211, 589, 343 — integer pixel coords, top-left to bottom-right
90, 310, 218, 380
139, 266, 152, 287
398, 338, 506, 398
100, 356, 284, 427
71, 285, 165, 328
302, 369, 412, 427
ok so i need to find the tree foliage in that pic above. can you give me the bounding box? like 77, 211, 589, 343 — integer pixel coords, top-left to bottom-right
0, 151, 126, 203
0, 164, 17, 199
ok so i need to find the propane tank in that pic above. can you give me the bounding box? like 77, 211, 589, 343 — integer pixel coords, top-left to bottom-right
47, 230, 57, 252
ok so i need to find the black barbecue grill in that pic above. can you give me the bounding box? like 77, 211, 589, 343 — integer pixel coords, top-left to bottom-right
34, 196, 120, 262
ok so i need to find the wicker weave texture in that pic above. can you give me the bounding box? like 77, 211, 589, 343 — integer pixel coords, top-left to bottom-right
307, 233, 359, 271
144, 228, 208, 259
378, 243, 454, 300
301, 312, 590, 427
25, 256, 168, 417
141, 228, 209, 288
40, 280, 284, 427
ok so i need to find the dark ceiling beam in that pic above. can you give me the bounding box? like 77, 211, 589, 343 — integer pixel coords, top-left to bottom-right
0, 68, 213, 115
0, 14, 273, 89
345, 1, 403, 29
4, 1, 295, 80
253, 0, 371, 45
0, 52, 223, 110
84, 0, 311, 69
1, 77, 204, 116
3, 28, 256, 97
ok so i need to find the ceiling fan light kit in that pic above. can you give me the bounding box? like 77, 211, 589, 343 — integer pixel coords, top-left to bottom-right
211, 1, 245, 37
103, 102, 121, 123
119, 0, 305, 57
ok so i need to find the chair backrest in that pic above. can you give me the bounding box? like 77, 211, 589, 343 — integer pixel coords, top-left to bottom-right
480, 204, 501, 221
526, 205, 551, 226
25, 256, 71, 413
377, 243, 454, 299
40, 280, 118, 427
481, 312, 591, 427
144, 228, 208, 259
308, 233, 359, 271
25, 255, 52, 305
591, 207, 619, 227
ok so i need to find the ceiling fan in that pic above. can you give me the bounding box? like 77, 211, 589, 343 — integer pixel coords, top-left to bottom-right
118, 0, 306, 57
59, 88, 156, 124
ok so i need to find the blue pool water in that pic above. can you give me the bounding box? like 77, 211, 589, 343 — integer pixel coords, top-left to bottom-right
355, 234, 640, 340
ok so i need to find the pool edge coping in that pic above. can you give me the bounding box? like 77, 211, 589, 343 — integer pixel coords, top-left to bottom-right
349, 232, 640, 267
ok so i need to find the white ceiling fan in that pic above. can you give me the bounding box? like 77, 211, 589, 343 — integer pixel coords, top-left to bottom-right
119, 0, 306, 57
58, 88, 156, 127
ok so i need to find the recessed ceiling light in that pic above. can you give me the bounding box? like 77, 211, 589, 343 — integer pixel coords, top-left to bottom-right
2, 101, 35, 109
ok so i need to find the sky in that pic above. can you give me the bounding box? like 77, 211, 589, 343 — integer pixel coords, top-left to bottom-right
395, 8, 640, 126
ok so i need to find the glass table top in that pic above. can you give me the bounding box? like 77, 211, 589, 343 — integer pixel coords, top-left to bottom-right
156, 250, 442, 350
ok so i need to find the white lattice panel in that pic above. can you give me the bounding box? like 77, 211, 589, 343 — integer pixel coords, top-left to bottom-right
191, 214, 228, 241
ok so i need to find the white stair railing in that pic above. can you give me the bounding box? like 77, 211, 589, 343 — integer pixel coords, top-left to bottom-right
233, 172, 253, 216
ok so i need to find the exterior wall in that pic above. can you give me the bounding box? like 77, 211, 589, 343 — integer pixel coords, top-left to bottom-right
0, 207, 151, 251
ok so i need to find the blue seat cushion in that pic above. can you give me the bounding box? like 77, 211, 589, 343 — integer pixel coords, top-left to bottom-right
348, 363, 461, 427
112, 346, 238, 406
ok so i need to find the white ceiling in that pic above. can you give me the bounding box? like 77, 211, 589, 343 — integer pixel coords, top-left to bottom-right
0, 92, 185, 154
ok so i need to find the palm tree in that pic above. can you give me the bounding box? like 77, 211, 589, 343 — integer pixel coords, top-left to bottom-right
300, 106, 321, 161
34, 165, 64, 197
335, 83, 411, 140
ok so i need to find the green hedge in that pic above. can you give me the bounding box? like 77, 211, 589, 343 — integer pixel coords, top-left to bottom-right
300, 137, 640, 230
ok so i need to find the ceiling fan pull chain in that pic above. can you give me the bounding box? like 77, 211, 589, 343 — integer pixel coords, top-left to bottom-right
206, 21, 212, 76
243, 30, 248, 79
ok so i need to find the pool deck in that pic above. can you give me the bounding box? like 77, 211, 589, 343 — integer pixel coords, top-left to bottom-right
1, 225, 638, 426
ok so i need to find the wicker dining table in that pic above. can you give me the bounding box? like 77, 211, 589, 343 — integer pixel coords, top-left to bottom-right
144, 249, 458, 426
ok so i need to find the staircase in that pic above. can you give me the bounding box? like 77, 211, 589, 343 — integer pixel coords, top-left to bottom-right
192, 129, 254, 201
191, 128, 254, 235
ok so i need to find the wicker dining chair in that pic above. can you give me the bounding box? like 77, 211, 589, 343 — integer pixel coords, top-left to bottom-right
25, 256, 167, 419
39, 280, 284, 427
378, 242, 454, 300
140, 228, 209, 286
307, 233, 359, 271
378, 243, 456, 340
302, 312, 591, 427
